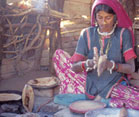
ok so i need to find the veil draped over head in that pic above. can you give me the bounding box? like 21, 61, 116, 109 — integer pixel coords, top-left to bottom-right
91, 0, 135, 47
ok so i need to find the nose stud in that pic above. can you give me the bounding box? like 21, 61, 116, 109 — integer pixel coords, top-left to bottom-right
103, 21, 106, 24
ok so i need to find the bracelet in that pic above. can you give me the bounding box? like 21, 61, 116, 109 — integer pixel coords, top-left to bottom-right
114, 63, 119, 71
108, 60, 115, 74
86, 59, 89, 67
81, 62, 86, 72
85, 59, 93, 72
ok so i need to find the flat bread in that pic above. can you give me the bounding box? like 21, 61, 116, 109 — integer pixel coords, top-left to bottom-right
27, 77, 59, 88
69, 100, 106, 114
22, 84, 34, 112
0, 93, 21, 102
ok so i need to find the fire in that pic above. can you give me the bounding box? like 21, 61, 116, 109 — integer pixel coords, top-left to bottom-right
82, 15, 88, 19
44, 38, 49, 49
134, 17, 139, 21
60, 20, 75, 28
18, 0, 32, 9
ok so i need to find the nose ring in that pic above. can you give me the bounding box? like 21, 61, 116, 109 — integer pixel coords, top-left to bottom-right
103, 21, 106, 24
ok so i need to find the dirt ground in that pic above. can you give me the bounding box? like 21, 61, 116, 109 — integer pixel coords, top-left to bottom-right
0, 70, 54, 91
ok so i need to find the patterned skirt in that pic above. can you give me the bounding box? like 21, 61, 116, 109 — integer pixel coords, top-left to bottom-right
110, 84, 139, 110
52, 49, 86, 94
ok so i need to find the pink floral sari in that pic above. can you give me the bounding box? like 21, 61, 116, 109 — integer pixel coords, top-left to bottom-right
110, 84, 139, 110
52, 49, 86, 94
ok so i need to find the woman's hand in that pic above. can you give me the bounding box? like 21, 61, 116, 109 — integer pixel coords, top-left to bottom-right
93, 47, 109, 76
93, 47, 108, 76
86, 59, 95, 68
97, 54, 108, 76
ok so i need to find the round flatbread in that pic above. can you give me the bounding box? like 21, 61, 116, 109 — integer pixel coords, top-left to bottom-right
27, 77, 59, 89
69, 100, 106, 114
22, 84, 34, 112
0, 93, 21, 102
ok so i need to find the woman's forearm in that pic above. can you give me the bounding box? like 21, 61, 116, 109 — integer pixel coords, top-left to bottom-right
71, 58, 135, 74
71, 61, 84, 73
117, 62, 135, 74
71, 59, 95, 73
107, 58, 135, 74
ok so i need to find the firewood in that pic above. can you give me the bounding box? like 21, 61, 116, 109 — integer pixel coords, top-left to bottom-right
49, 8, 70, 19
5, 8, 33, 17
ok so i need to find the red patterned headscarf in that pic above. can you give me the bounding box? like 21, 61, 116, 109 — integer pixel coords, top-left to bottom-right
91, 0, 135, 47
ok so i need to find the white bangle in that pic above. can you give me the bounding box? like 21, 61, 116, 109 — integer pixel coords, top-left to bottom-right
108, 60, 115, 74
85, 59, 93, 72
86, 59, 89, 67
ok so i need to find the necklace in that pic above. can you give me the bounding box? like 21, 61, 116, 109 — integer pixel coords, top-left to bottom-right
99, 37, 111, 56
97, 23, 117, 36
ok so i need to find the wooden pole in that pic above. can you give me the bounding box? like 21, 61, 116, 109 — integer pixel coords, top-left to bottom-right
0, 0, 6, 78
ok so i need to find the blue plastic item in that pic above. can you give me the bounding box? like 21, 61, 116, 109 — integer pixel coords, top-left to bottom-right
54, 94, 86, 106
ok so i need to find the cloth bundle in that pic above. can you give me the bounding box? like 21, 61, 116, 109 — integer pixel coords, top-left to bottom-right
110, 84, 139, 110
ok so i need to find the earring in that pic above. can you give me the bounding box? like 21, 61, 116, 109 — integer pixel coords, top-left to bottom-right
114, 21, 118, 27
95, 22, 98, 27
116, 21, 118, 25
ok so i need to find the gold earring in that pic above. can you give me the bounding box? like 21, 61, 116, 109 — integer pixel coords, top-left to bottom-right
95, 22, 98, 27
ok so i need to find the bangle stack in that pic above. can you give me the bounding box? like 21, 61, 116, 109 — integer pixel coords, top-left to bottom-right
85, 59, 93, 72
114, 63, 119, 71
82, 59, 119, 73
81, 62, 86, 72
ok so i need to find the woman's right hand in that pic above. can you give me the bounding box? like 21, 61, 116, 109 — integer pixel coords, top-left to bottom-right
85, 47, 98, 70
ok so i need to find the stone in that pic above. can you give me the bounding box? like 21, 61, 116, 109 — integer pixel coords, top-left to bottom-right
1, 104, 19, 113
0, 112, 19, 117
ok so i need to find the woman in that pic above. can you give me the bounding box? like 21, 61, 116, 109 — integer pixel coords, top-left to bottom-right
53, 0, 137, 101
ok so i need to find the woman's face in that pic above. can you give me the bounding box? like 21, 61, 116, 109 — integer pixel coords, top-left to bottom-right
96, 10, 115, 32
